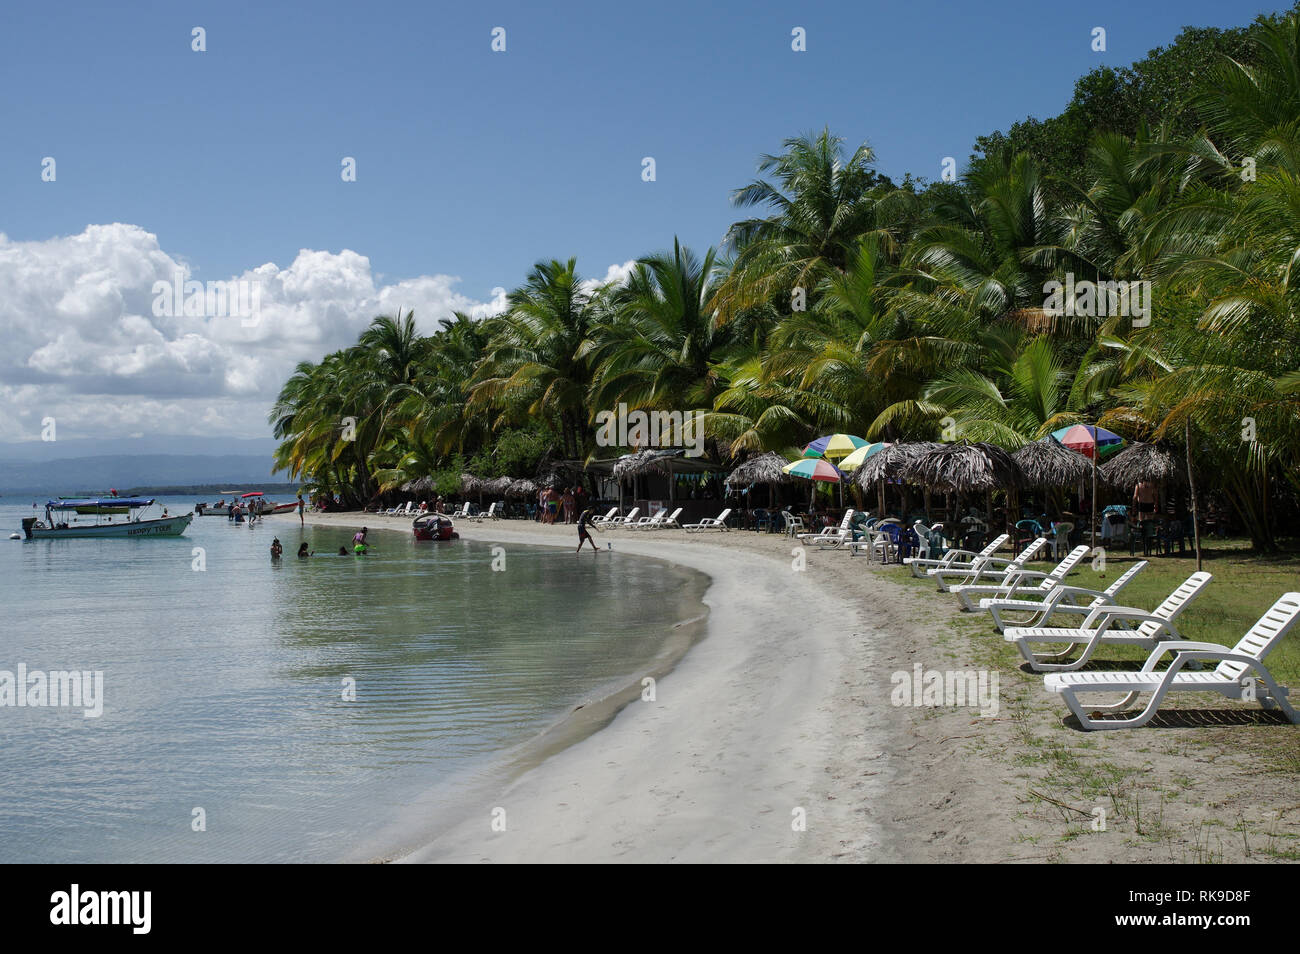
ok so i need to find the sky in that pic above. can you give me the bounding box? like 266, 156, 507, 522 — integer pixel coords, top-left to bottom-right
0, 0, 1279, 445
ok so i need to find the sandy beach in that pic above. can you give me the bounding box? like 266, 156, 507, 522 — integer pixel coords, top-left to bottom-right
304, 511, 1300, 864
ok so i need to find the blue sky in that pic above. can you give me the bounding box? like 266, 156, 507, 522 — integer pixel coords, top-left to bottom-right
0, 0, 1280, 444
1, 0, 1277, 298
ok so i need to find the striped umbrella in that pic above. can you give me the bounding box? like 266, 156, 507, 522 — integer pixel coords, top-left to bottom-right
801, 434, 869, 460
782, 458, 845, 482
1051, 424, 1125, 461
837, 441, 891, 472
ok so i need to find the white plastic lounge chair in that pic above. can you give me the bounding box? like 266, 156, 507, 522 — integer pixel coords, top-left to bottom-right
467, 501, 500, 522
797, 509, 852, 541
906, 533, 1009, 578
590, 507, 619, 526
629, 508, 667, 529
1006, 571, 1212, 671
1043, 592, 1300, 730
931, 537, 1046, 592
641, 507, 683, 530
451, 502, 471, 518
683, 508, 731, 532
606, 507, 640, 528
979, 560, 1149, 631
781, 511, 806, 536
950, 545, 1090, 610
799, 510, 855, 548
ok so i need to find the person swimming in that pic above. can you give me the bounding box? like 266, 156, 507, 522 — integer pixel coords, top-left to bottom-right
338, 546, 348, 555
297, 542, 311, 558
270, 538, 283, 559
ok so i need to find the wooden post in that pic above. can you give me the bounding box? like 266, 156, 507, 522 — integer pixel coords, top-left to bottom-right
1186, 419, 1202, 571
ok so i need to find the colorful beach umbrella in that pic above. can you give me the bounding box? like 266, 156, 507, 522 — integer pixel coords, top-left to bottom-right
1052, 424, 1126, 548
1051, 424, 1125, 461
801, 434, 869, 460
781, 458, 845, 482
837, 441, 891, 472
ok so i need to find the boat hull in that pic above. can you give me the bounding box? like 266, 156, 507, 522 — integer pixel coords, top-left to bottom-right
22, 513, 194, 539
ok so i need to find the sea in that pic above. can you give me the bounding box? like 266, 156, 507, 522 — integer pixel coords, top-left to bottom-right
0, 495, 709, 862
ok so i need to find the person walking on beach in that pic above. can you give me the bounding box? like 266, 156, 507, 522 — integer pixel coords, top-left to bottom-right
561, 487, 575, 524
576, 507, 600, 553
297, 490, 305, 527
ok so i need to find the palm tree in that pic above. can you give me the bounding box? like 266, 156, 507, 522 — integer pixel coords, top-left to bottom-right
713, 128, 898, 322
470, 258, 604, 459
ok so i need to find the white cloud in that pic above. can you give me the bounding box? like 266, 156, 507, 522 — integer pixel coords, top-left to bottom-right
0, 225, 632, 444
0, 224, 516, 442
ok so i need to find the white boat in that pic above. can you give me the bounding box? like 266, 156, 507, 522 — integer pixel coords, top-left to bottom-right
21, 498, 194, 539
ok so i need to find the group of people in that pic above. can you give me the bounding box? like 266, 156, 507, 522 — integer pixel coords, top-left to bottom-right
536, 486, 587, 525
270, 527, 370, 561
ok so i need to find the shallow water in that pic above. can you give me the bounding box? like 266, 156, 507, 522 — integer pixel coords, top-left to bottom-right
0, 498, 707, 862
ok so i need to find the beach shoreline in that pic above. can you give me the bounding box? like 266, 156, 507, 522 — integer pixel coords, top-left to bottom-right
304, 510, 895, 862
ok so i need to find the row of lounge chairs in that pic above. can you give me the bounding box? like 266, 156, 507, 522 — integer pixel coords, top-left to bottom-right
795, 511, 1298, 731
588, 506, 736, 532
895, 534, 1299, 730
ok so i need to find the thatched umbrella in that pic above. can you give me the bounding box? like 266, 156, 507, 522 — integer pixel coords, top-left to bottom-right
726, 452, 794, 508
1100, 440, 1201, 568
1012, 436, 1091, 488
459, 473, 480, 494
507, 478, 537, 498
903, 442, 1021, 542
401, 475, 434, 495
853, 441, 940, 519
482, 476, 514, 497
1098, 442, 1184, 489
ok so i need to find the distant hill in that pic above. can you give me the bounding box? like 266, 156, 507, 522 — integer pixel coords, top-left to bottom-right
0, 454, 281, 495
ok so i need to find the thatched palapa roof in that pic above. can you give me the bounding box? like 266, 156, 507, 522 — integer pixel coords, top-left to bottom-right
401, 475, 434, 494
1012, 436, 1091, 487
481, 475, 514, 495
507, 478, 537, 497
611, 449, 688, 480
853, 442, 941, 489
459, 473, 480, 493
726, 452, 796, 486
902, 442, 1022, 492
1099, 442, 1185, 489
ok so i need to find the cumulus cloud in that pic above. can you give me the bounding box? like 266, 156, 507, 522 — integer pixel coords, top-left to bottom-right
0, 225, 625, 443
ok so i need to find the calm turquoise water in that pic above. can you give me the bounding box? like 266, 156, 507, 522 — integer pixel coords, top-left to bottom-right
0, 497, 707, 862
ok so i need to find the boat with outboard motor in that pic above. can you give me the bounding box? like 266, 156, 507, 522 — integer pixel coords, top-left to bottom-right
412, 513, 459, 541
21, 498, 194, 539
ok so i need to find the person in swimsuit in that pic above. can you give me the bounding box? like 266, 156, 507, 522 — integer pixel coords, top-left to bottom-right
576, 508, 600, 553
270, 538, 283, 560
1132, 481, 1157, 522
353, 527, 369, 553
